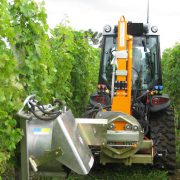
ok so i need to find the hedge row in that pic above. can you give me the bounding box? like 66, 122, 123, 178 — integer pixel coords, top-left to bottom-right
0, 0, 100, 175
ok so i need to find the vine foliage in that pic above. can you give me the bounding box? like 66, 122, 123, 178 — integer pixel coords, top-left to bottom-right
162, 43, 180, 126
0, 0, 100, 175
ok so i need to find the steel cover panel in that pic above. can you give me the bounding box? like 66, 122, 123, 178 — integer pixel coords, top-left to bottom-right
75, 118, 107, 146
107, 130, 139, 142
27, 120, 53, 157
51, 110, 94, 175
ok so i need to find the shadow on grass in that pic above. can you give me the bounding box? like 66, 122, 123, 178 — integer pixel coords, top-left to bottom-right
67, 164, 168, 180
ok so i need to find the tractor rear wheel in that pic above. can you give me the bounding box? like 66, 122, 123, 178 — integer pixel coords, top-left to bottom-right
150, 107, 176, 173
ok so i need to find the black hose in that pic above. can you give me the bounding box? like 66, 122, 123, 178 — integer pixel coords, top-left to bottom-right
28, 101, 62, 121
82, 109, 98, 118
32, 103, 60, 115
29, 107, 61, 121
132, 67, 140, 76
82, 104, 111, 118
136, 91, 149, 100
132, 67, 141, 103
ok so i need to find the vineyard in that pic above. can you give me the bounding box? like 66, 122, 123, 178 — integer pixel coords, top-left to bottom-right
0, 0, 100, 175
0, 0, 179, 179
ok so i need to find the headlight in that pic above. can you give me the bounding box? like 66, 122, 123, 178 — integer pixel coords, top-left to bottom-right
104, 25, 111, 33
151, 26, 158, 33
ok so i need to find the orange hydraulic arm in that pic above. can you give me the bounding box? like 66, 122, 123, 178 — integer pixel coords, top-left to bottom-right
111, 16, 133, 115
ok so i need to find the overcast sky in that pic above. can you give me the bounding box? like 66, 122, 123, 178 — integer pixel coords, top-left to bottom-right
43, 0, 180, 52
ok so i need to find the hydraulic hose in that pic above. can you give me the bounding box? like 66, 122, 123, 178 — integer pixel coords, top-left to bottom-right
30, 102, 60, 115
28, 101, 62, 121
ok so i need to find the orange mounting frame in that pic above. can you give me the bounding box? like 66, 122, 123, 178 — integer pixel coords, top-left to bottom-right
111, 16, 133, 115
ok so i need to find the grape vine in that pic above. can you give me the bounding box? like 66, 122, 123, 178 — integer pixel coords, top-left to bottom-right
0, 0, 100, 175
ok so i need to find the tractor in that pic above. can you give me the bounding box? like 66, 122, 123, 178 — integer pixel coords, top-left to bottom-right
86, 15, 176, 171
17, 16, 176, 179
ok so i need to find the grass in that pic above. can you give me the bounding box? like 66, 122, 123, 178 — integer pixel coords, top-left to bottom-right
67, 165, 168, 180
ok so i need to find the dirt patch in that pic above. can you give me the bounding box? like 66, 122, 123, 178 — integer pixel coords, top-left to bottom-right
169, 169, 180, 180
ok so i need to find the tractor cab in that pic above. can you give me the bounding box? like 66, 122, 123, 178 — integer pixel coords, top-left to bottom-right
90, 18, 170, 132
98, 22, 162, 92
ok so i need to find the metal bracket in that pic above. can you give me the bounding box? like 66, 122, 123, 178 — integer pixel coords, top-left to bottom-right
115, 50, 128, 59
116, 70, 127, 76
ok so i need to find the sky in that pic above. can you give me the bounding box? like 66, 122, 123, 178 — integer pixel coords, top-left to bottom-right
43, 0, 180, 52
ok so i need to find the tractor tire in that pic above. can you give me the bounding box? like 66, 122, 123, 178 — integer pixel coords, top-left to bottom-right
150, 106, 176, 173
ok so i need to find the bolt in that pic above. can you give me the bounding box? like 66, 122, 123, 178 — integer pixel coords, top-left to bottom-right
133, 125, 138, 131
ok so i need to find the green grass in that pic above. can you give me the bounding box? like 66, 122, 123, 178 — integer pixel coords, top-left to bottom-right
67, 165, 168, 180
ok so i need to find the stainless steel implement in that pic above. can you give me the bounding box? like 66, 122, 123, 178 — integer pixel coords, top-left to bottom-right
52, 110, 94, 175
